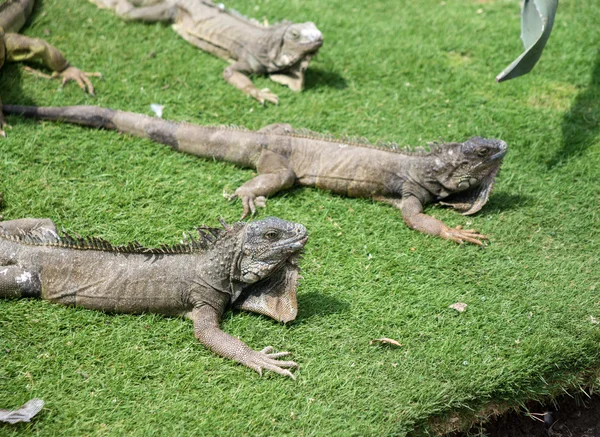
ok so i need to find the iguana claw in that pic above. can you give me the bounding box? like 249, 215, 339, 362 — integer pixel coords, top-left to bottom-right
441, 225, 488, 246
55, 67, 103, 96
247, 346, 298, 379
229, 191, 266, 219
251, 88, 279, 105
24, 66, 103, 96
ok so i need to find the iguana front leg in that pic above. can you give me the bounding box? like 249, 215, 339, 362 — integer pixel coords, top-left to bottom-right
4, 33, 101, 95
191, 306, 298, 378
400, 195, 487, 246
223, 61, 278, 105
229, 149, 296, 218
376, 194, 487, 246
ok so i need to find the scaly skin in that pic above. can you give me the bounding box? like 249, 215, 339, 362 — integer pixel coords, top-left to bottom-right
89, 0, 323, 105
3, 104, 508, 245
0, 216, 308, 378
0, 0, 101, 136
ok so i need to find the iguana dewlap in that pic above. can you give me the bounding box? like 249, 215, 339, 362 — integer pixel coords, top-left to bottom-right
0, 216, 308, 378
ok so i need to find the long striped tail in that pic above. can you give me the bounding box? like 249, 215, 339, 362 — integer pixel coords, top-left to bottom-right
3, 104, 258, 167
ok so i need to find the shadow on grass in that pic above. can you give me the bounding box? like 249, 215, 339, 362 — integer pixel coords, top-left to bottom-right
296, 292, 349, 322
2, 63, 36, 113
478, 192, 531, 214
548, 49, 600, 167
304, 67, 348, 91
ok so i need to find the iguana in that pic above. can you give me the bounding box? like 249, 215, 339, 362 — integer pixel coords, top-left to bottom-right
0, 216, 308, 378
0, 0, 101, 136
89, 0, 323, 105
3, 104, 508, 246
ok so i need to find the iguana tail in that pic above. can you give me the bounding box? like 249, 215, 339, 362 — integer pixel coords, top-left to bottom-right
3, 104, 260, 168
0, 0, 35, 33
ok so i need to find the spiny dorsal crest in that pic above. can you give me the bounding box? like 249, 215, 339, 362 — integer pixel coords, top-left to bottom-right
214, 1, 287, 28
206, 124, 443, 155
0, 221, 243, 254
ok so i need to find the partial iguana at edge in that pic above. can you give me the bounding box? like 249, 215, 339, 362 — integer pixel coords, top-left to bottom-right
0, 0, 101, 136
0, 216, 308, 378
3, 104, 508, 246
89, 0, 323, 105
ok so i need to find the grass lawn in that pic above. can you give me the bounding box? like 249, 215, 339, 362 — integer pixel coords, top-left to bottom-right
1, 0, 599, 435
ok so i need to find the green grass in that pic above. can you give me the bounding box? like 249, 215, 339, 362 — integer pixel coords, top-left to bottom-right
1, 0, 599, 435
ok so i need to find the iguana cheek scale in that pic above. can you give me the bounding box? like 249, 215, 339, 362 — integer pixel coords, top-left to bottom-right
3, 104, 508, 246
0, 216, 308, 378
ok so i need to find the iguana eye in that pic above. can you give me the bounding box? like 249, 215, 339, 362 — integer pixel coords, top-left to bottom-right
290, 29, 300, 39
477, 148, 489, 157
264, 230, 281, 240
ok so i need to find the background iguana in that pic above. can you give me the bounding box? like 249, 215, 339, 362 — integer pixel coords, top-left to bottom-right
0, 0, 101, 137
89, 0, 323, 105
0, 216, 308, 378
3, 104, 508, 246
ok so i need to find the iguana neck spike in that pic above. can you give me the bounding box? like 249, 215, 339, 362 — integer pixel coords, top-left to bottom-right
219, 217, 232, 231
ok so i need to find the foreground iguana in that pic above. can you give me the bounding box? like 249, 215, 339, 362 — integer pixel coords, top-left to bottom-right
3, 104, 508, 245
0, 0, 101, 136
0, 216, 308, 378
89, 0, 323, 104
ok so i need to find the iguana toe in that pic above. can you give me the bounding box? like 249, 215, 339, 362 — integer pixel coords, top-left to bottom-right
230, 191, 267, 219
252, 88, 278, 105
442, 225, 488, 246
248, 346, 298, 379
55, 67, 103, 96
0, 121, 10, 138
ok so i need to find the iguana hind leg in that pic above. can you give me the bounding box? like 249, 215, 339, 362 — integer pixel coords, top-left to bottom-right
229, 149, 296, 218
5, 33, 101, 95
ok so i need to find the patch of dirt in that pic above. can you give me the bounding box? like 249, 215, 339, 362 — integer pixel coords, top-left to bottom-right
453, 392, 600, 437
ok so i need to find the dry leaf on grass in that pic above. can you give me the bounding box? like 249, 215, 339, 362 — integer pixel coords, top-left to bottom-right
369, 338, 403, 347
449, 302, 468, 313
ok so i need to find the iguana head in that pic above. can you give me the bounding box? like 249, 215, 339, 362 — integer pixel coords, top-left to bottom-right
280, 22, 323, 60
232, 217, 308, 323
430, 137, 508, 215
268, 22, 323, 91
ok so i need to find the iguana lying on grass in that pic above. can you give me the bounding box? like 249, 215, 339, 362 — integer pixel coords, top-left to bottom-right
0, 0, 101, 136
89, 0, 323, 105
3, 104, 508, 245
0, 216, 308, 378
